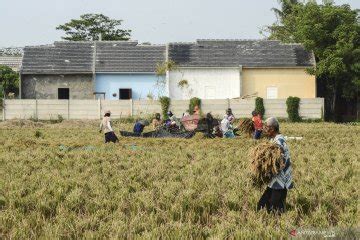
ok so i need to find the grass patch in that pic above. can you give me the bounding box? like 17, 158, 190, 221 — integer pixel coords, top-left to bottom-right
0, 121, 359, 238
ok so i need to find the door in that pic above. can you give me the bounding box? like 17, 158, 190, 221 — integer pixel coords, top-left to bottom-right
205, 86, 216, 99
119, 89, 132, 99
266, 87, 278, 99
58, 88, 69, 99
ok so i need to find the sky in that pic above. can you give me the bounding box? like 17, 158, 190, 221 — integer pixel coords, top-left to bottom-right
0, 0, 359, 47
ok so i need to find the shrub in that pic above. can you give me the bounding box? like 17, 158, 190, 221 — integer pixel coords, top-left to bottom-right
286, 96, 301, 122
155, 60, 177, 76
159, 96, 171, 119
34, 130, 43, 138
177, 79, 189, 89
255, 97, 265, 118
50, 115, 64, 124
189, 97, 201, 114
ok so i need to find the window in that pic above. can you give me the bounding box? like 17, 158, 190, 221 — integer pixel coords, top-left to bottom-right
266, 87, 278, 99
119, 89, 132, 99
94, 92, 105, 100
58, 88, 69, 99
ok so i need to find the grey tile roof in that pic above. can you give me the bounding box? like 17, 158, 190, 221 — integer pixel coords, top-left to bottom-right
168, 39, 315, 68
21, 42, 94, 74
0, 56, 22, 71
96, 41, 166, 72
21, 39, 314, 74
21, 41, 166, 74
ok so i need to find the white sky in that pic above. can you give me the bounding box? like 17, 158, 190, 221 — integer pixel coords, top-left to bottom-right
0, 0, 359, 47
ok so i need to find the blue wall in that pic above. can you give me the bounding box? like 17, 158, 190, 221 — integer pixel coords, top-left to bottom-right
95, 73, 164, 100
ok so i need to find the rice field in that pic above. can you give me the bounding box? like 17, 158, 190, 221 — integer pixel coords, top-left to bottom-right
0, 120, 359, 239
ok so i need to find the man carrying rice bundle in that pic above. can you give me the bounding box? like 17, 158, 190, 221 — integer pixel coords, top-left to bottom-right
256, 117, 293, 214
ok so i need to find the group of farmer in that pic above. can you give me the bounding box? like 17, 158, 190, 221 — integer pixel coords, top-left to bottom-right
99, 107, 266, 142
99, 108, 292, 214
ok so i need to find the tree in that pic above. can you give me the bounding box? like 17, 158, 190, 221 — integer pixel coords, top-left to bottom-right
0, 65, 19, 98
265, 2, 360, 120
263, 0, 301, 42
56, 14, 131, 41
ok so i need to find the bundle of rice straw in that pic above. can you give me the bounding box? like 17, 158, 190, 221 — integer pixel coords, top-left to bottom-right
238, 118, 255, 136
249, 142, 285, 186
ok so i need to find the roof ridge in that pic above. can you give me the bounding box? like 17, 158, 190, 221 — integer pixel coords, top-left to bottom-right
197, 39, 280, 41
168, 42, 195, 45
54, 41, 94, 44
24, 44, 54, 48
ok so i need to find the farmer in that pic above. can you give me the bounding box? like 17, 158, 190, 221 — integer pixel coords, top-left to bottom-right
133, 119, 150, 136
257, 117, 293, 214
252, 111, 263, 140
99, 110, 119, 143
152, 113, 163, 130
220, 114, 235, 138
226, 108, 235, 124
166, 111, 180, 129
193, 105, 200, 115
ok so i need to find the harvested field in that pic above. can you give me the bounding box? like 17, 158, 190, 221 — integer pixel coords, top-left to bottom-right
0, 121, 359, 238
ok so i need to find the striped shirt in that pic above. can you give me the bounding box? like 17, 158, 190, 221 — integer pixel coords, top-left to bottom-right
268, 134, 294, 189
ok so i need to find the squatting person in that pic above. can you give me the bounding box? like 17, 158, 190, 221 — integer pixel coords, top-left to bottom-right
133, 119, 150, 136
99, 110, 119, 143
152, 113, 163, 130
220, 114, 235, 138
257, 117, 293, 213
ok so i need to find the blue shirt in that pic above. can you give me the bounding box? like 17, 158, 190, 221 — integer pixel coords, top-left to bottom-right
133, 122, 145, 134
268, 134, 294, 189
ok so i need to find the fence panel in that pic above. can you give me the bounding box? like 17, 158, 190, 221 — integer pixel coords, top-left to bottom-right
3, 100, 36, 119
69, 100, 99, 119
101, 100, 131, 118
133, 100, 162, 116
202, 99, 228, 117
37, 100, 68, 120
230, 99, 255, 118
170, 100, 188, 117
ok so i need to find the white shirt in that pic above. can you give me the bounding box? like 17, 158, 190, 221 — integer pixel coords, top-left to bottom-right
220, 118, 230, 133
99, 116, 113, 133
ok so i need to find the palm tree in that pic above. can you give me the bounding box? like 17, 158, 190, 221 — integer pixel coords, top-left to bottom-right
271, 0, 300, 23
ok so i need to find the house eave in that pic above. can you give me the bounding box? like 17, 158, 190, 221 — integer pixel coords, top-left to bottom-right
20, 72, 93, 75
96, 72, 157, 74
174, 66, 313, 69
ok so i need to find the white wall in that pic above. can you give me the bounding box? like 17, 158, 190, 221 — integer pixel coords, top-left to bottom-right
3, 98, 324, 120
169, 68, 241, 100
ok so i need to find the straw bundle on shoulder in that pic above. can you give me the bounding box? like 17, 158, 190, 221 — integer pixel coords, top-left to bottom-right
249, 142, 285, 186
238, 118, 255, 136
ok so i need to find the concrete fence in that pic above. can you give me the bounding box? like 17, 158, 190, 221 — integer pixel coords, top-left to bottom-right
1, 98, 324, 120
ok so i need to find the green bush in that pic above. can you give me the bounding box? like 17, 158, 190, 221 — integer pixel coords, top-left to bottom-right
34, 130, 43, 138
189, 97, 201, 114
286, 96, 301, 122
159, 96, 171, 119
255, 97, 265, 118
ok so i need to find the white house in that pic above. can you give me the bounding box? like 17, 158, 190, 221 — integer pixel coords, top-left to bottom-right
167, 39, 316, 100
